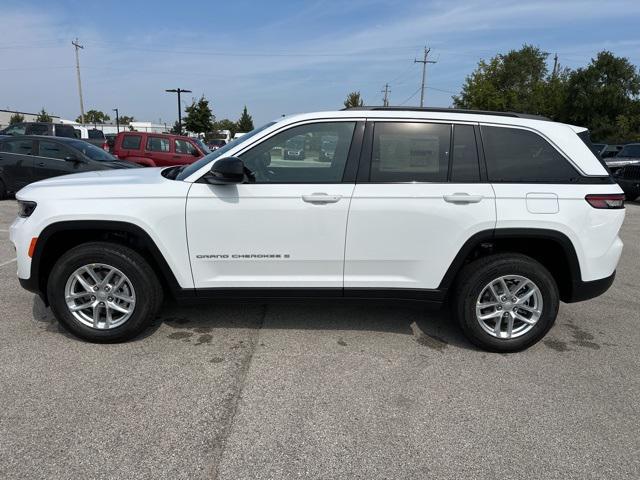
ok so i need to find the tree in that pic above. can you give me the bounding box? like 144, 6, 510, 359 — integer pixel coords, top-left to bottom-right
559, 51, 640, 142
453, 45, 559, 116
236, 106, 254, 132
76, 109, 110, 124
36, 108, 52, 122
118, 115, 135, 125
169, 121, 182, 135
183, 95, 215, 135
9, 113, 24, 125
343, 91, 364, 108
211, 118, 237, 138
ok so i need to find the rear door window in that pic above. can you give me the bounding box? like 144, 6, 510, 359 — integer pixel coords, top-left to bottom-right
175, 139, 198, 155
370, 122, 451, 182
38, 140, 73, 160
1, 139, 33, 155
121, 135, 142, 150
481, 126, 579, 183
146, 137, 170, 152
450, 125, 480, 182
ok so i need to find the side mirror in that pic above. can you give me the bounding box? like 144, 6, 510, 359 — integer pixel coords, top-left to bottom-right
192, 149, 200, 157
206, 157, 246, 184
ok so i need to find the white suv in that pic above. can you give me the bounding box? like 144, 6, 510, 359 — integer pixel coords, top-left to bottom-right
10, 107, 625, 351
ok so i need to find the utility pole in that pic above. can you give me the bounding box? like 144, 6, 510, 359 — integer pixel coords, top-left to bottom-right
552, 53, 559, 78
72, 38, 85, 124
382, 83, 391, 107
414, 46, 437, 107
165, 88, 191, 135
113, 108, 119, 133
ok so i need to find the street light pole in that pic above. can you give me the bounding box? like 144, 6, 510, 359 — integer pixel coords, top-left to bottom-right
165, 88, 191, 134
113, 108, 119, 133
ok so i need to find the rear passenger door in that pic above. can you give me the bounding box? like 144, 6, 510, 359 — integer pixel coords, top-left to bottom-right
344, 121, 496, 293
144, 136, 173, 166
174, 139, 199, 165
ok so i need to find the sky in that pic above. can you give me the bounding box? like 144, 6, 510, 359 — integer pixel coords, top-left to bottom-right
2, 0, 640, 126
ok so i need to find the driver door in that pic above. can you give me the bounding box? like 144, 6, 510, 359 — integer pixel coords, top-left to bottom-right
186, 120, 361, 290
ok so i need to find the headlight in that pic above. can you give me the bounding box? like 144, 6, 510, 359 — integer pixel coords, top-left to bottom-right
18, 200, 37, 218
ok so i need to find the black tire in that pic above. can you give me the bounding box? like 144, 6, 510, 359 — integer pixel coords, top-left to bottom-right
0, 177, 6, 200
451, 253, 559, 352
47, 241, 163, 343
624, 191, 638, 202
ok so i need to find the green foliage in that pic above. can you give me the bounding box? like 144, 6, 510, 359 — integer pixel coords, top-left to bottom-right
559, 51, 640, 142
36, 108, 52, 122
236, 106, 254, 132
169, 121, 182, 135
76, 109, 111, 124
453, 45, 555, 115
118, 115, 135, 125
454, 46, 640, 142
9, 113, 24, 125
184, 95, 215, 134
344, 91, 364, 108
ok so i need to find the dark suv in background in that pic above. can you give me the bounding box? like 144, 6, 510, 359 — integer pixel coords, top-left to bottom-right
0, 135, 137, 199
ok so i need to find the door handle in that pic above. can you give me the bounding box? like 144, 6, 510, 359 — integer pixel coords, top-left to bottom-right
302, 193, 342, 204
37, 162, 45, 167
443, 193, 483, 204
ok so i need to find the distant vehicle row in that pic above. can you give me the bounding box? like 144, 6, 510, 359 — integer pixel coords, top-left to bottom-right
0, 122, 110, 151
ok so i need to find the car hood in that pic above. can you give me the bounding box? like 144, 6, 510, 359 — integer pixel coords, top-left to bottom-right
16, 167, 190, 201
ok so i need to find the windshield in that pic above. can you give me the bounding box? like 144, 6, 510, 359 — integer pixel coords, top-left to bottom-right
68, 139, 116, 161
194, 138, 211, 154
617, 144, 640, 158
177, 122, 276, 180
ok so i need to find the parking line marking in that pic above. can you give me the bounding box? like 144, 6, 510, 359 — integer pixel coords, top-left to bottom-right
0, 258, 16, 267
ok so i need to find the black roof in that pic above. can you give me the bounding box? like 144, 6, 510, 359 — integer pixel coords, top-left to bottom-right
0, 135, 83, 143
341, 106, 550, 121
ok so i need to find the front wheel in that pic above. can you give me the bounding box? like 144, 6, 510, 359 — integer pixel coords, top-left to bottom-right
47, 242, 163, 342
451, 253, 559, 352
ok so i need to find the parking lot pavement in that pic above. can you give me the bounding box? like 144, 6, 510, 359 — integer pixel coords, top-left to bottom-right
0, 199, 639, 479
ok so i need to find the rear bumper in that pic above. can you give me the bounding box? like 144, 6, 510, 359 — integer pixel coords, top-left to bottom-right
565, 271, 616, 303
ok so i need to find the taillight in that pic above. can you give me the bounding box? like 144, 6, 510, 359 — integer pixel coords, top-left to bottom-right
102, 141, 109, 151
585, 194, 625, 209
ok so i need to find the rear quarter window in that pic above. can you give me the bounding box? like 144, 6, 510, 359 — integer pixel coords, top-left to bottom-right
121, 135, 142, 150
481, 126, 579, 183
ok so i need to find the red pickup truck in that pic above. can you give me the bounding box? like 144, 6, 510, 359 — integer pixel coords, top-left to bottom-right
112, 132, 209, 167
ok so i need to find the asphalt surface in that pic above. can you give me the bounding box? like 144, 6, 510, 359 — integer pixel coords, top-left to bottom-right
0, 199, 638, 479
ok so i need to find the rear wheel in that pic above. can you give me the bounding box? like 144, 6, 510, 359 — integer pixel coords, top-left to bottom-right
47, 242, 163, 342
452, 253, 559, 352
0, 178, 6, 200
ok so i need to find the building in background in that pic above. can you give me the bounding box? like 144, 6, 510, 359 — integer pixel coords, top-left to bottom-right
0, 109, 61, 129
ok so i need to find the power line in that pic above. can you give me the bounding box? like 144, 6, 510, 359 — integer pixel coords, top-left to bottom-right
399, 87, 422, 106
414, 46, 437, 107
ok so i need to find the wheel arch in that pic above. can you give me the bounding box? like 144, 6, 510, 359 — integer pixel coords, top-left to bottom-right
439, 228, 583, 303
29, 220, 185, 304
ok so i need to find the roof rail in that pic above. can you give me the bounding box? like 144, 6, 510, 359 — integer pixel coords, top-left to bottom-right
341, 106, 550, 121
